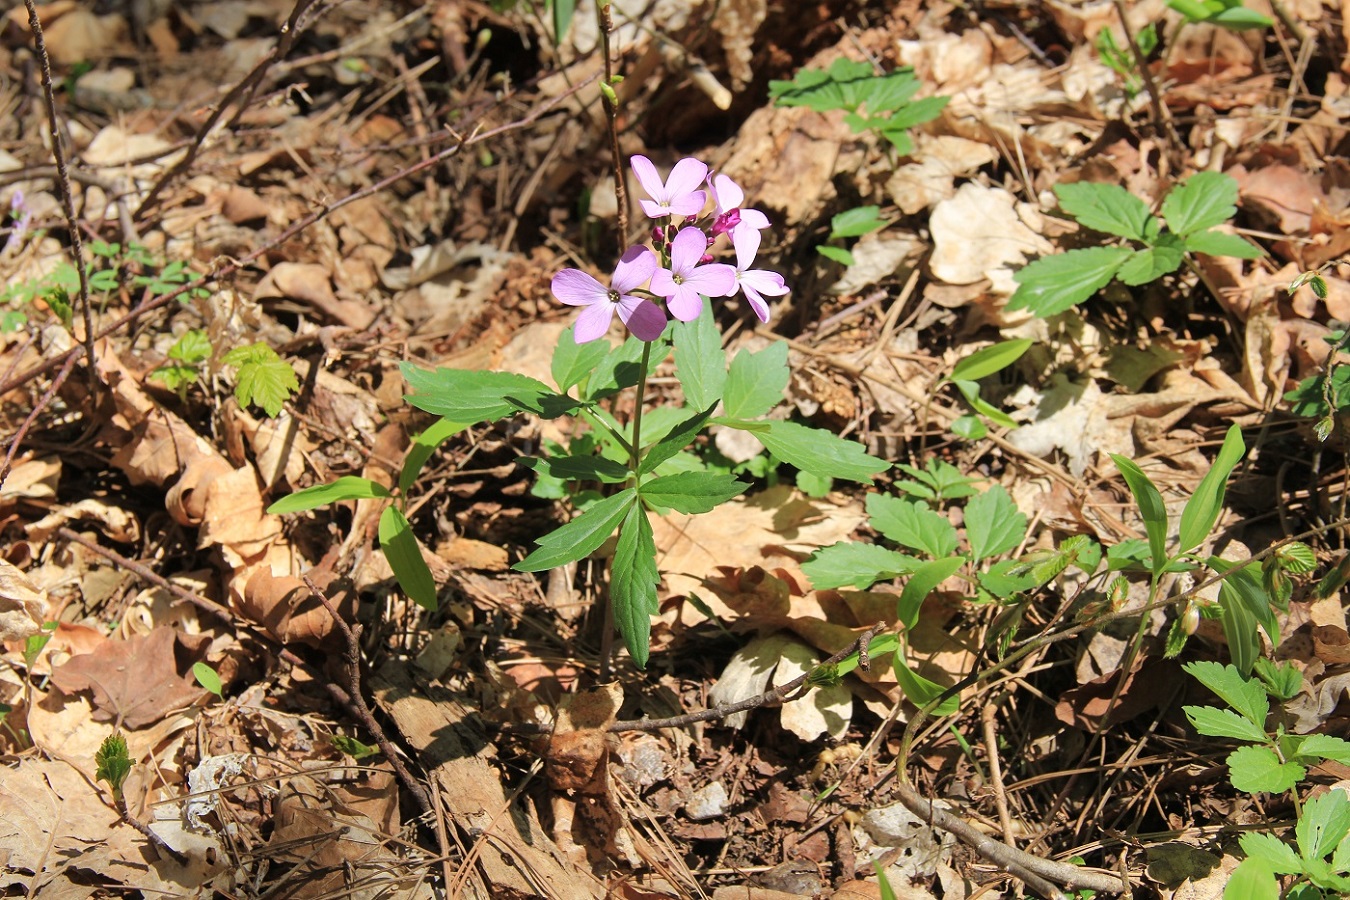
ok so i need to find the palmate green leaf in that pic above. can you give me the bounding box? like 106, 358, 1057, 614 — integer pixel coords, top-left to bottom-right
880, 93, 949, 130
1162, 171, 1241, 237
402, 364, 574, 422
1183, 660, 1269, 726
379, 506, 438, 611
1178, 423, 1246, 554
612, 502, 659, 669
867, 494, 958, 558
673, 305, 726, 412
224, 343, 299, 417
1008, 246, 1133, 317
852, 67, 922, 113
829, 206, 889, 240
95, 732, 132, 797
1184, 229, 1263, 259
167, 329, 212, 365
1182, 705, 1269, 743
1054, 181, 1154, 241
723, 342, 789, 419
551, 325, 610, 393
268, 476, 392, 514
965, 485, 1028, 562
1299, 790, 1350, 861
949, 339, 1032, 383
1227, 744, 1304, 793
721, 418, 890, 483
1254, 658, 1304, 701
400, 418, 468, 496
640, 472, 744, 514
1222, 857, 1280, 900
514, 488, 636, 572
894, 655, 960, 717
802, 542, 921, 590
1117, 237, 1187, 286
897, 556, 965, 631
769, 57, 873, 112
1238, 834, 1303, 875
641, 405, 717, 474
1110, 454, 1169, 573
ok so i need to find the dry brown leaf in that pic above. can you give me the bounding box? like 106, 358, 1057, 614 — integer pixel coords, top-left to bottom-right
49, 626, 210, 729
928, 183, 1052, 293
255, 261, 375, 329
0, 756, 119, 890
0, 559, 47, 642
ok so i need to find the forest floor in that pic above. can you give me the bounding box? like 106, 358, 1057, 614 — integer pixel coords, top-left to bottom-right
1, 0, 1349, 898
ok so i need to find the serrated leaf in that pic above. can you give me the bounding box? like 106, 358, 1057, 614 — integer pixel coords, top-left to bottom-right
1182, 705, 1269, 743
641, 405, 717, 474
723, 342, 789, 419
1237, 833, 1303, 875
949, 339, 1033, 383
525, 453, 630, 484
722, 418, 890, 483
672, 305, 726, 412
1227, 745, 1304, 793
894, 655, 959, 717
897, 556, 965, 631
400, 418, 467, 496
1222, 857, 1280, 900
1297, 734, 1350, 766
1299, 790, 1350, 861
830, 206, 889, 239
816, 245, 855, 265
1183, 660, 1269, 726
1116, 239, 1186, 286
1111, 454, 1169, 573
402, 364, 574, 422
1178, 423, 1245, 555
1162, 171, 1240, 237
1008, 247, 1133, 317
167, 329, 212, 364
1184, 229, 1263, 259
226, 343, 299, 417
268, 476, 392, 514
802, 542, 921, 590
379, 506, 438, 611
965, 485, 1027, 562
514, 488, 636, 572
640, 472, 744, 514
612, 503, 659, 668
1054, 181, 1154, 241
551, 325, 610, 392
867, 494, 958, 558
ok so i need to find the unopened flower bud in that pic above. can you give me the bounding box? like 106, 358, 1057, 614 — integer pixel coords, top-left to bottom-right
710, 209, 740, 237
1181, 602, 1200, 635
698, 253, 714, 265
651, 225, 665, 246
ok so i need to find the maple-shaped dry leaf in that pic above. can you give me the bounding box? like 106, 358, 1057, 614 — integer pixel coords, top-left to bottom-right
50, 626, 210, 729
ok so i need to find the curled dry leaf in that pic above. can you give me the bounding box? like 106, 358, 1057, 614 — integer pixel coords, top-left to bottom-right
0, 559, 47, 642
239, 567, 354, 650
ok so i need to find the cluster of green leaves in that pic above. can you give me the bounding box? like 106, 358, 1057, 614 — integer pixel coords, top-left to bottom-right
268, 417, 464, 613
391, 308, 888, 666
1167, 0, 1273, 30
1009, 172, 1261, 318
1096, 23, 1158, 98
769, 58, 949, 157
1183, 661, 1350, 899
1285, 326, 1350, 443
1, 240, 208, 332
816, 205, 890, 266
149, 330, 299, 417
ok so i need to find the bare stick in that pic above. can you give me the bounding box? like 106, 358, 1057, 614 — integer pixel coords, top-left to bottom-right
298, 575, 433, 818
21, 0, 98, 396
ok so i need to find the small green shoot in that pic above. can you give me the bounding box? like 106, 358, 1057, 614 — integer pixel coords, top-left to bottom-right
96, 732, 133, 804
223, 343, 300, 417
150, 330, 213, 397
1009, 173, 1262, 318
192, 662, 224, 698
817, 205, 890, 266
937, 338, 1034, 435
1096, 23, 1158, 98
332, 734, 381, 760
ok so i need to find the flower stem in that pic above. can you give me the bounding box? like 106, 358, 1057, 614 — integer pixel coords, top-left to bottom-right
629, 340, 654, 478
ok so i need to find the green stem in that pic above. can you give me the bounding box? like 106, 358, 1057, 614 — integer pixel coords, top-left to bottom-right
629, 341, 654, 479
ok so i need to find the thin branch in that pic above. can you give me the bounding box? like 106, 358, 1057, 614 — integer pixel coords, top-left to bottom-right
0, 352, 76, 492
21, 0, 98, 396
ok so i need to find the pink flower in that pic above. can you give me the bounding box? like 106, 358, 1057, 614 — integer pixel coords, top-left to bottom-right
651, 227, 736, 321
708, 172, 769, 242
631, 155, 708, 219
730, 228, 789, 323
552, 246, 666, 343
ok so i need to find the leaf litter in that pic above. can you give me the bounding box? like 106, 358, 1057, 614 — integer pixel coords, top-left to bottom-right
1, 0, 1349, 897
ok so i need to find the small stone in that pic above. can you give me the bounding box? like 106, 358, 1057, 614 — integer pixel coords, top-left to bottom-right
685, 781, 728, 821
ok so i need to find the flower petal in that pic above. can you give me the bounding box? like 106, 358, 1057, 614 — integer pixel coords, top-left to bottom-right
738, 207, 770, 231
630, 155, 663, 200
741, 269, 790, 297
666, 191, 708, 218
710, 173, 744, 213
552, 268, 607, 307
668, 227, 709, 275
741, 284, 770, 322
649, 268, 677, 299
665, 158, 709, 201
685, 263, 737, 298
573, 301, 615, 342
638, 198, 667, 219
732, 227, 762, 271
617, 295, 667, 341
612, 246, 657, 293
666, 284, 704, 321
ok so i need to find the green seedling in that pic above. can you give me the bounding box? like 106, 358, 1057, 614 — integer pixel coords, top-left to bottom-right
222, 343, 300, 417
936, 338, 1034, 439
817, 205, 890, 266
1167, 0, 1273, 30
95, 731, 133, 804
149, 329, 213, 397
332, 734, 380, 760
1009, 172, 1262, 318
1096, 23, 1158, 98
192, 661, 224, 698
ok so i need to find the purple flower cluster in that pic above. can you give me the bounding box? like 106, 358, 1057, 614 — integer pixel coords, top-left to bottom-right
552, 156, 790, 343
